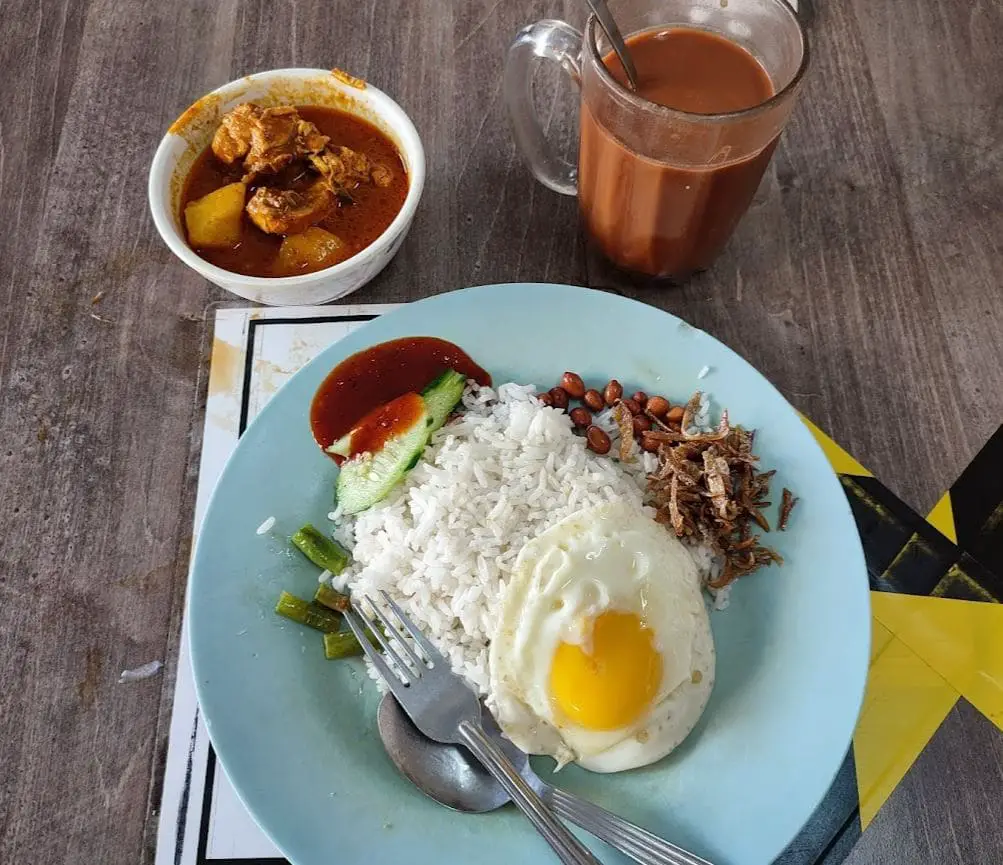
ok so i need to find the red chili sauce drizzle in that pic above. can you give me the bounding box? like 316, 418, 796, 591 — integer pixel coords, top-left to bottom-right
310, 337, 491, 463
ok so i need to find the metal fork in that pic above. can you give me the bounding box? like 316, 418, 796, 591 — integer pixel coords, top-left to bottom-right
344, 591, 604, 865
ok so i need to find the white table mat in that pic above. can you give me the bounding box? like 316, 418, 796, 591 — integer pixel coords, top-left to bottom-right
155, 304, 399, 865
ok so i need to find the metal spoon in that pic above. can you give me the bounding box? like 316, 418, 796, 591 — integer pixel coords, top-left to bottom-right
584, 0, 640, 91
378, 695, 713, 865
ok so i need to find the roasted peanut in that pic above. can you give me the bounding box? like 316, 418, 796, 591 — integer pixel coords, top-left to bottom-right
549, 386, 570, 409
631, 391, 648, 407
632, 414, 652, 434
641, 433, 660, 452
603, 379, 623, 406
538, 391, 554, 407
560, 371, 586, 399
569, 407, 592, 428
583, 389, 605, 412
620, 397, 641, 415
586, 425, 611, 454
646, 395, 670, 418
666, 405, 684, 424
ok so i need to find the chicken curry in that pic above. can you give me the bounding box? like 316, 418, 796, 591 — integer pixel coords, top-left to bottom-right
180, 104, 408, 277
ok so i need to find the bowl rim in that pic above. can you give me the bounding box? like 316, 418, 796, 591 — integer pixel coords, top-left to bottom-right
147, 67, 426, 288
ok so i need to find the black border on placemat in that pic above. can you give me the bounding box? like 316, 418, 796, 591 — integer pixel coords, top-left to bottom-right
191, 313, 376, 865
236, 315, 378, 435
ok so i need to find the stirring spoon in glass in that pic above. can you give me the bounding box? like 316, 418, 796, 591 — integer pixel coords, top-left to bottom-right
584, 0, 640, 90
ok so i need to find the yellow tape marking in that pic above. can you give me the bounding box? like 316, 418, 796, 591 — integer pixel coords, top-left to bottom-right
852, 622, 957, 828
872, 593, 1003, 731
932, 564, 997, 602
799, 415, 874, 478
926, 493, 958, 544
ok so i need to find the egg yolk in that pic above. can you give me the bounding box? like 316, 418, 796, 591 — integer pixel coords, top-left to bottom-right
549, 611, 662, 731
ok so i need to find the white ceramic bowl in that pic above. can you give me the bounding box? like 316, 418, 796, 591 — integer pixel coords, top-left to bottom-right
148, 68, 425, 306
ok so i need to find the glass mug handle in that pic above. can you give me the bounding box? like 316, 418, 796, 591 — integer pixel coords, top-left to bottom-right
504, 19, 583, 196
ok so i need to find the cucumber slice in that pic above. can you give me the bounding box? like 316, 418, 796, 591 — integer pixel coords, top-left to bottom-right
421, 369, 467, 435
333, 370, 469, 515
335, 400, 430, 515
326, 391, 428, 461
327, 430, 353, 458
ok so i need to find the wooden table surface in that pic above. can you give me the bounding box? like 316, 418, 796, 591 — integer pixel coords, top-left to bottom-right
2, 1, 1001, 863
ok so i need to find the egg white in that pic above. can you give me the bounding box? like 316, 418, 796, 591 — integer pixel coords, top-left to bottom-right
487, 500, 715, 773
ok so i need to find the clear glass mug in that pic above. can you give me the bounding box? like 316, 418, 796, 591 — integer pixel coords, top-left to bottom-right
504, 0, 810, 280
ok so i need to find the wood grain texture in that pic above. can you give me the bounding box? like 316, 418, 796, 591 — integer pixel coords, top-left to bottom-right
844, 699, 1003, 865
0, 1, 999, 864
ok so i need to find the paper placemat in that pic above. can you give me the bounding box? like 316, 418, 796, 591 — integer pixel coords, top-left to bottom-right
156, 305, 1003, 865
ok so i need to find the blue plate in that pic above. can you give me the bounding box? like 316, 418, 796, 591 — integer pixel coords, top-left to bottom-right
189, 283, 869, 865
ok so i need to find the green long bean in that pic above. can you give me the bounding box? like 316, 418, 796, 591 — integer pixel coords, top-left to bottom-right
323, 630, 364, 659
314, 584, 350, 612
274, 591, 342, 633
290, 524, 350, 574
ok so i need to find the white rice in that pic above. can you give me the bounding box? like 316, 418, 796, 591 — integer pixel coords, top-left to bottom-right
684, 390, 712, 438
256, 516, 276, 535
709, 584, 732, 610
332, 382, 712, 693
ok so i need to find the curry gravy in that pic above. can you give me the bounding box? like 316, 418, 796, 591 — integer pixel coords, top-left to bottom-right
180, 106, 408, 277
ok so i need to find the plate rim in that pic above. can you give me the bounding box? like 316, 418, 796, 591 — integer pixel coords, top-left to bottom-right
188, 281, 871, 865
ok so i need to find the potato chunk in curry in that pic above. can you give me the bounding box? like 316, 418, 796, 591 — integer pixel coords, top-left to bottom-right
276, 227, 350, 274
183, 182, 246, 248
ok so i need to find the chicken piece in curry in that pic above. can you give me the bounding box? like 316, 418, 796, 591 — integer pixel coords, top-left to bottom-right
246, 180, 336, 236
212, 104, 330, 180
181, 103, 408, 277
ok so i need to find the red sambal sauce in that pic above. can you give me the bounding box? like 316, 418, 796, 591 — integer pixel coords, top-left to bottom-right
310, 337, 491, 462
344, 392, 425, 461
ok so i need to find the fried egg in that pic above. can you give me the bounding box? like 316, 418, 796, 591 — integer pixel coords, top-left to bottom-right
487, 501, 715, 773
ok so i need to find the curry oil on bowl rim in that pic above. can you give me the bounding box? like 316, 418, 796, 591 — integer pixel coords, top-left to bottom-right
148, 68, 425, 306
